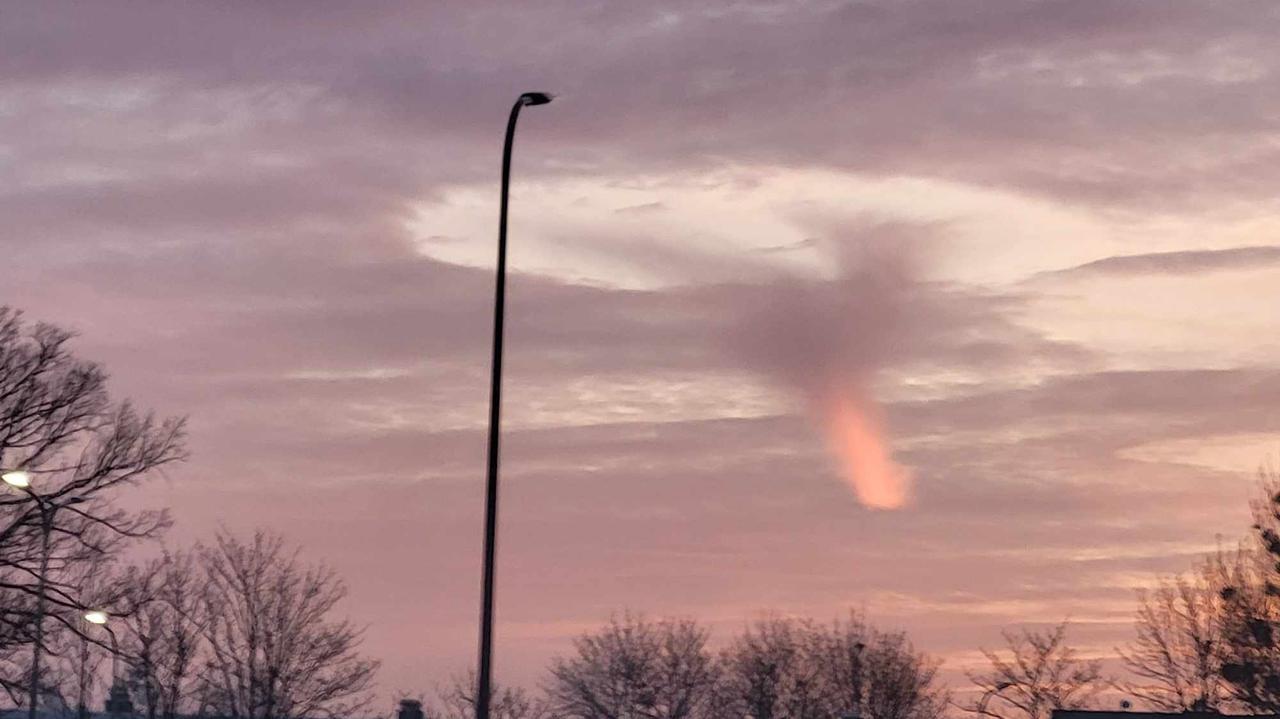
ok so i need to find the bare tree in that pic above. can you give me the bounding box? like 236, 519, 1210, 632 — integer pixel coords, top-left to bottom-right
1216, 466, 1280, 712
1118, 557, 1233, 711
835, 618, 948, 719
715, 613, 947, 719
194, 530, 379, 719
967, 622, 1106, 719
547, 613, 718, 719
118, 550, 208, 719
715, 615, 825, 719
0, 307, 185, 704
430, 671, 549, 719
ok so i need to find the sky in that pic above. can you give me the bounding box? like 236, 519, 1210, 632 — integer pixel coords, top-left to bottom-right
4, 0, 1280, 702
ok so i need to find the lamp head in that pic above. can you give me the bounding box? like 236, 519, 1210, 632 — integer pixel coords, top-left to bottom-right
84, 610, 109, 625
520, 92, 554, 107
2, 469, 31, 489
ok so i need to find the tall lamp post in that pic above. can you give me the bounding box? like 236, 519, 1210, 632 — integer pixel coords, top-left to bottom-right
3, 468, 86, 719
476, 91, 553, 719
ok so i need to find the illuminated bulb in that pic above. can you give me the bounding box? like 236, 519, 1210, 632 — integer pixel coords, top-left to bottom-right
2, 470, 32, 489
84, 610, 108, 625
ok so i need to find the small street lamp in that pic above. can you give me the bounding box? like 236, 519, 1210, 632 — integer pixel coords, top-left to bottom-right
79, 611, 110, 719
2, 469, 32, 488
80, 611, 126, 717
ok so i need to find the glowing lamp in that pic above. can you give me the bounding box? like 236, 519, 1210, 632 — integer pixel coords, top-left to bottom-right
2, 470, 32, 489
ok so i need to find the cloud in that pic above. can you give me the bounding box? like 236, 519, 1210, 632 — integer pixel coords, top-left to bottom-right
613, 201, 665, 215
1043, 245, 1280, 278
4, 0, 1279, 696
728, 232, 920, 507
758, 237, 819, 254
7, 2, 1280, 213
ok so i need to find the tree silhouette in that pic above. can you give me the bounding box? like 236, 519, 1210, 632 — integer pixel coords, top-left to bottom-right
194, 530, 379, 719
966, 622, 1106, 719
715, 615, 825, 719
0, 307, 185, 704
429, 670, 549, 719
715, 613, 947, 719
118, 550, 208, 719
547, 613, 718, 719
1215, 467, 1280, 712
1118, 556, 1237, 711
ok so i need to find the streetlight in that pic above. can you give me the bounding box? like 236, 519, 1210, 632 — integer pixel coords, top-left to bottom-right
2, 469, 32, 488
4, 467, 51, 719
79, 610, 111, 719
476, 90, 553, 719
2, 468, 86, 719
81, 611, 128, 716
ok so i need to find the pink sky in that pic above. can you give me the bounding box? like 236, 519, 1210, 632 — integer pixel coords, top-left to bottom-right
5, 0, 1280, 703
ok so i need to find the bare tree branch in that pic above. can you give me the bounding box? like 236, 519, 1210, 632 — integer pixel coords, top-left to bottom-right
546, 613, 718, 719
1, 307, 186, 701
964, 621, 1107, 719
194, 530, 379, 719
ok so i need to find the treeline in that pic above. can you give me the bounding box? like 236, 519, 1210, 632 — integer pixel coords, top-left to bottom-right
413, 611, 947, 719
404, 480, 1280, 719
0, 308, 377, 718
1109, 469, 1280, 716
6, 307, 1280, 719
8, 532, 377, 719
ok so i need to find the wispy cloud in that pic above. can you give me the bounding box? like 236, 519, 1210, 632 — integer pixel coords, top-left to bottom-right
1043, 246, 1280, 278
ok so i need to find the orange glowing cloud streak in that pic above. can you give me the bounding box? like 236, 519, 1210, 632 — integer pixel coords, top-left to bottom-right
728, 235, 920, 509
819, 392, 911, 509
